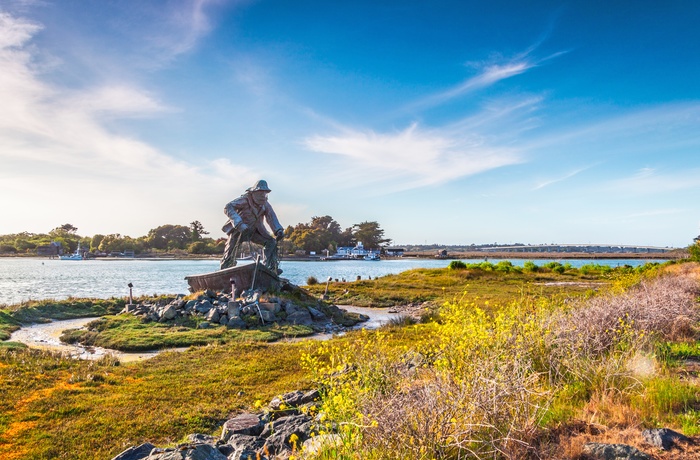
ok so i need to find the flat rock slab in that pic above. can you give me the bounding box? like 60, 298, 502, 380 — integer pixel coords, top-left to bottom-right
111, 443, 156, 460
642, 428, 692, 450
583, 443, 653, 460
145, 444, 227, 460
221, 413, 263, 441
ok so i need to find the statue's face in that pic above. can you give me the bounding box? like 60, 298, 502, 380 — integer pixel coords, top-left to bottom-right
251, 190, 269, 205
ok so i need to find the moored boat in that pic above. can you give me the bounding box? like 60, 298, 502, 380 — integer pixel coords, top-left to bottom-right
60, 243, 84, 260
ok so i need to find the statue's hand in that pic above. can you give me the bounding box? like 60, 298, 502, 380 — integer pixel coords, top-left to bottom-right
237, 223, 249, 233
275, 229, 284, 241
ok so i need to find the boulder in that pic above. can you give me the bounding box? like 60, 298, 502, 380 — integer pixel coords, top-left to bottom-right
227, 316, 247, 328
198, 322, 210, 329
196, 300, 213, 314
218, 314, 228, 325
226, 433, 263, 450
284, 302, 300, 315
227, 302, 241, 317
302, 434, 342, 457
286, 309, 312, 326
204, 289, 217, 299
161, 305, 178, 320
145, 444, 227, 460
121, 304, 139, 314
270, 390, 319, 410
641, 428, 691, 450
215, 444, 234, 457
186, 434, 216, 444
205, 309, 220, 323
258, 302, 281, 314
582, 443, 653, 460
226, 433, 265, 453
111, 442, 156, 460
260, 414, 313, 454
221, 413, 264, 442
307, 306, 327, 320
229, 450, 265, 460
259, 310, 277, 323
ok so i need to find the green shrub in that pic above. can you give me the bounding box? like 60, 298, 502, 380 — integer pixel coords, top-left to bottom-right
552, 265, 565, 274
689, 243, 700, 261
448, 260, 467, 270
479, 261, 495, 271
495, 260, 513, 273
306, 276, 319, 285
523, 261, 539, 272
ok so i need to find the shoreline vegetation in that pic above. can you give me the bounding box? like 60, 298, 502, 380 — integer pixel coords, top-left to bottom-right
0, 220, 688, 262
0, 260, 699, 458
0, 250, 684, 260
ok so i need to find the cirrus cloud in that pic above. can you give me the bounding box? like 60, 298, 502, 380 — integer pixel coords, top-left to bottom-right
305, 122, 522, 191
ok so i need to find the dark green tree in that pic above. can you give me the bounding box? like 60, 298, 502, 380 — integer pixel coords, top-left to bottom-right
352, 221, 391, 249
189, 220, 209, 242
146, 224, 191, 250
90, 234, 105, 252
286, 215, 344, 253
53, 223, 78, 234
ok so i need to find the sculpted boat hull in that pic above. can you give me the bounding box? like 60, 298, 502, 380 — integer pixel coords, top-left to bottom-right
184, 262, 280, 293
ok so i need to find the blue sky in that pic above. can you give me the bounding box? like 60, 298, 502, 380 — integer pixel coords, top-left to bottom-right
1, 0, 699, 247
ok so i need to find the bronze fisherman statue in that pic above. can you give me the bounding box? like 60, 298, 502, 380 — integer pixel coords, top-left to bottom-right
221, 180, 284, 274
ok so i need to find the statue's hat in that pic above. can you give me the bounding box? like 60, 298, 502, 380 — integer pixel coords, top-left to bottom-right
247, 179, 271, 192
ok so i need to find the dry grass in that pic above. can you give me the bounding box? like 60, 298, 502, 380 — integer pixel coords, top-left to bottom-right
540, 269, 700, 398
360, 359, 545, 459
541, 425, 700, 460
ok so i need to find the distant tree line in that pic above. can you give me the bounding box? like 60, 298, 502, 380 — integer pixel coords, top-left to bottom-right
0, 217, 391, 256
282, 216, 391, 254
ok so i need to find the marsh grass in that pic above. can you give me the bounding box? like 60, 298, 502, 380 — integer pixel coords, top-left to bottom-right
59, 315, 315, 351
303, 265, 609, 308
0, 341, 312, 459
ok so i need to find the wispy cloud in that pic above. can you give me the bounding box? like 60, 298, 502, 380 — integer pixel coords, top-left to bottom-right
407, 44, 568, 112
610, 167, 700, 194
524, 102, 700, 153
305, 122, 522, 192
159, 0, 222, 58
311, 40, 566, 192
0, 12, 258, 234
620, 209, 684, 219
532, 166, 591, 190
70, 86, 173, 117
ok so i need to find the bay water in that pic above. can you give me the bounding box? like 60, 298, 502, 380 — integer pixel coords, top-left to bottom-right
0, 257, 665, 306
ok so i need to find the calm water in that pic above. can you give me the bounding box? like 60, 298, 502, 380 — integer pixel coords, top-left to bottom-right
0, 257, 665, 305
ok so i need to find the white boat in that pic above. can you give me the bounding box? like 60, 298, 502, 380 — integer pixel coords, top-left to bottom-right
364, 253, 380, 261
60, 244, 84, 260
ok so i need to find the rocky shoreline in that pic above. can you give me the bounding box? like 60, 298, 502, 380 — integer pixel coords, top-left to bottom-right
116, 287, 369, 335
111, 390, 697, 460
112, 390, 330, 460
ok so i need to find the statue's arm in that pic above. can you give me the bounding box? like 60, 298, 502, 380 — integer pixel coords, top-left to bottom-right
224, 197, 246, 230
264, 204, 284, 237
